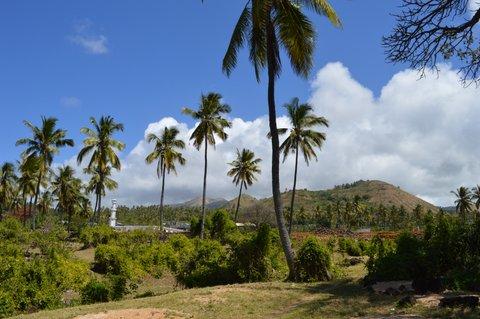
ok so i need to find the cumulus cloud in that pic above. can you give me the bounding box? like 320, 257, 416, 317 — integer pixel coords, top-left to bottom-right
69, 20, 108, 55
60, 96, 82, 109
64, 63, 480, 207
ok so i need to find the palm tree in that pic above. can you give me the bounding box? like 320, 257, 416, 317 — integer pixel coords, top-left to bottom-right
222, 0, 340, 278
452, 186, 473, 222
16, 117, 74, 229
227, 148, 262, 222
145, 127, 186, 230
77, 116, 125, 222
471, 185, 480, 220
276, 98, 328, 234
17, 156, 39, 223
182, 92, 231, 239
52, 166, 85, 231
0, 162, 17, 219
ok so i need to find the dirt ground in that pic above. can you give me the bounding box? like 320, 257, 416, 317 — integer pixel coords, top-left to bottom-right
72, 308, 188, 319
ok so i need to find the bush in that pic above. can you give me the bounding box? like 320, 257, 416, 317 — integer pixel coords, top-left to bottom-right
93, 244, 141, 278
81, 280, 110, 304
176, 239, 232, 288
338, 237, 364, 256
190, 209, 236, 240
230, 224, 274, 282
80, 225, 117, 248
295, 236, 332, 282
0, 290, 15, 318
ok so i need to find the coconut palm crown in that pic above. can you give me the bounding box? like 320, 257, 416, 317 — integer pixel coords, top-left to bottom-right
16, 116, 74, 228
227, 148, 262, 221
145, 126, 186, 229
182, 92, 232, 239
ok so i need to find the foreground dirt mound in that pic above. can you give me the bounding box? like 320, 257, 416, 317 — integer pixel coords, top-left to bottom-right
73, 308, 188, 319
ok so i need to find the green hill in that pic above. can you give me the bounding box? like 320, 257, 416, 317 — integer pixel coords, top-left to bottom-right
227, 180, 438, 221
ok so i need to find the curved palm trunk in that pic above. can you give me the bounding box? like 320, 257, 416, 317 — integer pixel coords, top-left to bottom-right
288, 142, 299, 234
234, 182, 243, 222
200, 133, 208, 239
159, 163, 166, 231
266, 16, 296, 279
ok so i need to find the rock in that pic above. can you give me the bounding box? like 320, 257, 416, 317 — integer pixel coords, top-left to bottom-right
439, 295, 479, 308
371, 281, 414, 295
397, 295, 416, 308
415, 294, 441, 308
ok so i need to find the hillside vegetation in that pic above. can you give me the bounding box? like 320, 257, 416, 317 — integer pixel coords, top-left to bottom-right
221, 180, 438, 220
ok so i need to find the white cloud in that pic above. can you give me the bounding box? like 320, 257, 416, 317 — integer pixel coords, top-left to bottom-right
60, 96, 82, 108
63, 63, 480, 208
69, 20, 108, 55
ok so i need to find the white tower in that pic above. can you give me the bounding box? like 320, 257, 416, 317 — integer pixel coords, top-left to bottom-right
109, 199, 117, 227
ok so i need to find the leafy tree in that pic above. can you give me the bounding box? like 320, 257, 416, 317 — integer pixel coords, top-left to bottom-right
227, 148, 262, 221
182, 93, 231, 239
452, 186, 473, 222
77, 116, 125, 222
145, 127, 186, 230
0, 162, 17, 219
222, 0, 340, 279
275, 98, 328, 234
16, 157, 38, 221
16, 117, 74, 228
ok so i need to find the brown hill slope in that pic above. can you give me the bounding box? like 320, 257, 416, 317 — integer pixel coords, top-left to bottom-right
226, 180, 438, 218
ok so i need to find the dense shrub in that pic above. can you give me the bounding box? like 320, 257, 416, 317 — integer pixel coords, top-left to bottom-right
366, 216, 480, 292
93, 244, 141, 278
81, 279, 110, 304
0, 217, 28, 243
338, 237, 366, 256
190, 209, 236, 241
230, 224, 274, 282
295, 236, 332, 282
176, 239, 232, 287
80, 225, 117, 248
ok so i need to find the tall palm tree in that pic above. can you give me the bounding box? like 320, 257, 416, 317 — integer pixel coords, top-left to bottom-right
222, 0, 340, 278
52, 166, 85, 231
452, 186, 473, 222
276, 98, 328, 234
145, 127, 186, 230
16, 117, 74, 229
182, 92, 231, 239
227, 148, 262, 222
0, 162, 17, 219
77, 116, 125, 222
471, 185, 480, 220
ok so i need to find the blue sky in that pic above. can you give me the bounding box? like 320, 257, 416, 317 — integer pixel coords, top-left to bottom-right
0, 0, 404, 164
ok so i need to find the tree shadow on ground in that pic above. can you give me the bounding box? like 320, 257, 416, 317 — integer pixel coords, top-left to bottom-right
282, 279, 401, 318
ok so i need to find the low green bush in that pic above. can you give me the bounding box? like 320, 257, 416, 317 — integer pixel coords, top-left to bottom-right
80, 225, 117, 248
93, 244, 142, 278
176, 239, 232, 288
295, 236, 332, 282
81, 279, 110, 304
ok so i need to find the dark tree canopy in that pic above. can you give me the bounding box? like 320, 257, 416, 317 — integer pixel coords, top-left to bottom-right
384, 0, 480, 82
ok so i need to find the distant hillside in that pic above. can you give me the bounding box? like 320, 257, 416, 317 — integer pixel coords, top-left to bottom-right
220, 180, 438, 221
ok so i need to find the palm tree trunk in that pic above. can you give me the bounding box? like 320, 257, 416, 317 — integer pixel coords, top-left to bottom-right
31, 171, 43, 230
234, 182, 243, 222
288, 142, 299, 234
200, 133, 208, 239
266, 15, 296, 280
97, 193, 102, 223
159, 163, 166, 231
